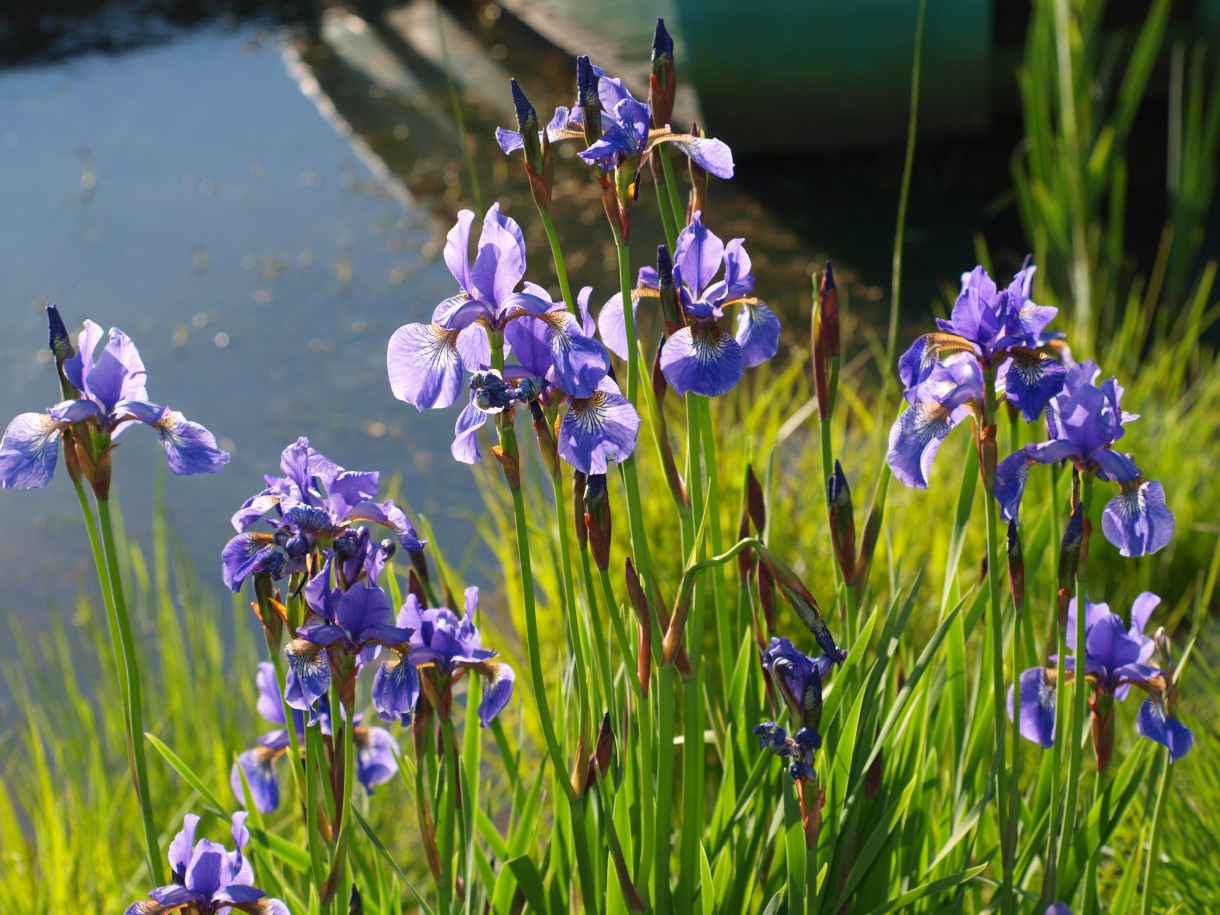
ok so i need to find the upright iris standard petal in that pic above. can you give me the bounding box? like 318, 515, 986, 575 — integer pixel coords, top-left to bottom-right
558, 378, 640, 474
470, 204, 527, 308
153, 411, 230, 475
1008, 667, 1057, 747
1101, 479, 1174, 558
387, 323, 468, 411
0, 412, 62, 489
675, 212, 725, 299
660, 321, 745, 397
596, 291, 640, 361
1136, 698, 1194, 762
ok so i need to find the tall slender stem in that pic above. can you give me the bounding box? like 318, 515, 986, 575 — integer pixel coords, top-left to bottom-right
538, 209, 576, 314
1057, 474, 1094, 885
1141, 754, 1173, 915
551, 473, 593, 753
980, 376, 1012, 915
96, 497, 163, 886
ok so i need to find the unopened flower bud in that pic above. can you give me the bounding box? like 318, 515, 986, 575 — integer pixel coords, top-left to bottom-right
625, 558, 651, 695
510, 79, 542, 172
827, 460, 856, 587
1090, 691, 1115, 773
583, 473, 611, 572
976, 423, 997, 493
1007, 520, 1024, 610
577, 56, 602, 149
657, 245, 684, 334
573, 470, 588, 551
349, 885, 364, 915
1057, 502, 1084, 605
819, 262, 840, 359
648, 18, 676, 129
745, 464, 766, 533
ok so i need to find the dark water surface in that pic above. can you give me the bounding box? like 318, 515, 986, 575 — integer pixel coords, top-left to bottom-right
0, 24, 479, 647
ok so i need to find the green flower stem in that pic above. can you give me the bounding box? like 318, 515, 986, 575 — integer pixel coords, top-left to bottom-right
653, 176, 680, 251
654, 663, 676, 911
253, 586, 305, 806
440, 714, 460, 914
550, 472, 593, 755
658, 145, 687, 230
1044, 467, 1067, 908
325, 677, 357, 911
1057, 473, 1095, 888
1141, 752, 1173, 915
579, 548, 616, 717
598, 568, 641, 699
695, 396, 734, 686
95, 496, 163, 887
538, 209, 577, 314
303, 722, 330, 898
980, 374, 1013, 915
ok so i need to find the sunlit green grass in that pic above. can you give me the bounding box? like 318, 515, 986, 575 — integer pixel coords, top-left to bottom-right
1, 0, 1218, 911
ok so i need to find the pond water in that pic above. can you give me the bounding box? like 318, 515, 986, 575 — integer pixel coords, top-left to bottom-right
0, 2, 1032, 678
0, 23, 480, 646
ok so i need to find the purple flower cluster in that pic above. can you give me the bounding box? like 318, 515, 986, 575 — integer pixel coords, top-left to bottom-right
125, 813, 286, 914
386, 205, 640, 475
495, 57, 733, 182
996, 361, 1173, 557
754, 636, 846, 783
378, 588, 516, 728
1009, 593, 1192, 763
888, 265, 1065, 488
231, 663, 398, 814
221, 437, 424, 592
1, 314, 228, 489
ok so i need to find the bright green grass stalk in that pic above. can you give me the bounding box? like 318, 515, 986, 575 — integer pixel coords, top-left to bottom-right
980, 370, 1013, 915
95, 496, 162, 886
538, 209, 576, 314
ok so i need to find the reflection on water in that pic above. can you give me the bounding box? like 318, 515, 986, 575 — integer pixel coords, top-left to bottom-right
0, 24, 482, 649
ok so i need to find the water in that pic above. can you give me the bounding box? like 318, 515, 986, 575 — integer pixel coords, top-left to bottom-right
0, 24, 482, 640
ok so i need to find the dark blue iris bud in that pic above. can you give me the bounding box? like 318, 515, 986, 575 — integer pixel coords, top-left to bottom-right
794, 727, 822, 752
333, 529, 359, 560
273, 527, 292, 548
253, 549, 286, 579
788, 760, 816, 782
577, 55, 602, 148
514, 377, 548, 403
46, 304, 74, 362
471, 370, 515, 413
284, 533, 311, 559
651, 17, 674, 64
510, 78, 543, 172
753, 721, 788, 753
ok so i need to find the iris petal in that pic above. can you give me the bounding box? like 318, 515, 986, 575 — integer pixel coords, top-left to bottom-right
558, 380, 640, 474
154, 411, 230, 475
734, 300, 780, 368
1008, 667, 1056, 747
1003, 348, 1067, 421
475, 660, 516, 727
372, 655, 420, 723
284, 639, 331, 711
1137, 698, 1194, 762
659, 321, 745, 397
387, 323, 466, 411
231, 747, 281, 814
1101, 479, 1174, 557
0, 412, 61, 489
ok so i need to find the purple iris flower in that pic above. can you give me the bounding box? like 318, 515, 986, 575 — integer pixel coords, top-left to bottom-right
387, 206, 608, 405
495, 59, 733, 180
557, 375, 640, 475
284, 581, 416, 716
380, 587, 516, 727
887, 264, 1068, 489
388, 208, 613, 461
0, 319, 228, 489
231, 663, 399, 813
221, 437, 423, 592
752, 721, 822, 782
1009, 593, 1193, 762
994, 361, 1173, 557
124, 812, 287, 914
599, 213, 779, 397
